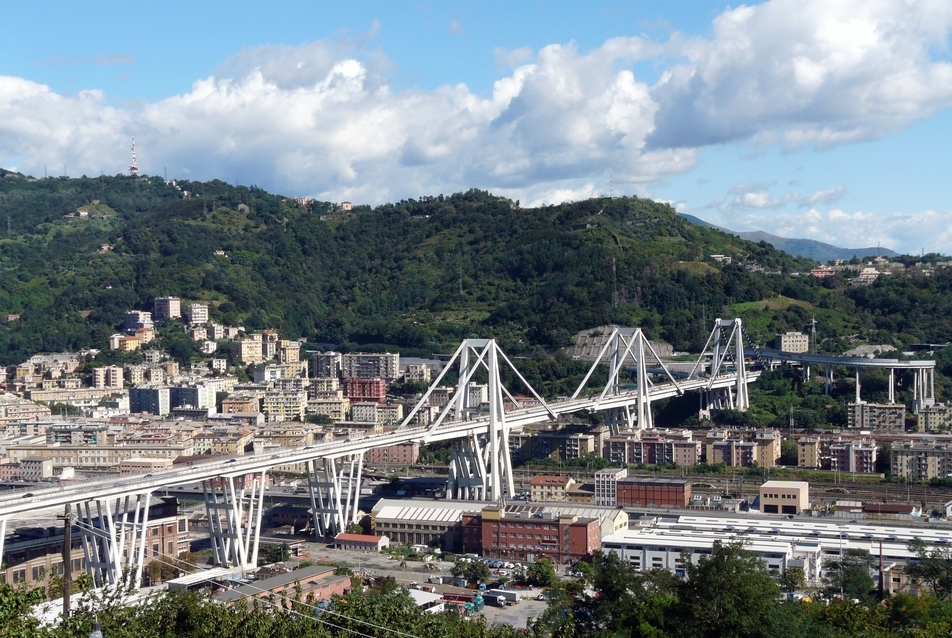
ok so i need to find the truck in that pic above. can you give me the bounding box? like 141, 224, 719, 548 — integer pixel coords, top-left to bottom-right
487, 589, 518, 604
483, 593, 508, 607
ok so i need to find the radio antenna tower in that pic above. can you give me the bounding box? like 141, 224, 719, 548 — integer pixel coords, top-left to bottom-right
129, 137, 139, 176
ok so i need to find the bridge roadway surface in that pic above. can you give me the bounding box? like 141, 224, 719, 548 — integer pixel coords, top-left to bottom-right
0, 372, 753, 519
750, 348, 936, 369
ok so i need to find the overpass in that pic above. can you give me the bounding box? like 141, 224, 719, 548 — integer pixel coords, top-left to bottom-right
751, 348, 936, 410
0, 320, 756, 583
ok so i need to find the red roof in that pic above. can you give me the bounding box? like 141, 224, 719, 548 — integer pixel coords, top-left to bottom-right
334, 533, 382, 543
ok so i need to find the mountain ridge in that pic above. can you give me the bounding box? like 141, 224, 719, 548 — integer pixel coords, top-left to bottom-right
679, 213, 897, 262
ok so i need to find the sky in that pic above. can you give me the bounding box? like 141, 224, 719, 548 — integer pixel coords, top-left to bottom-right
2, 0, 952, 255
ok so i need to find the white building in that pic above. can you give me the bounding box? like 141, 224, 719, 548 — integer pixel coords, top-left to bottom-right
186, 303, 209, 325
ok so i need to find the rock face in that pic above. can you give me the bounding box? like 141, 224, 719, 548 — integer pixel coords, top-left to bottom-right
563, 325, 674, 364
843, 344, 897, 357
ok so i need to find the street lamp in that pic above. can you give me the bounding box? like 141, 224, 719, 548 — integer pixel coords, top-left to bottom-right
89, 621, 104, 638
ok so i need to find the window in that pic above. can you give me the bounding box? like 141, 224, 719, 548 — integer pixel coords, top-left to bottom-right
152, 543, 159, 557
32, 566, 46, 581
13, 569, 26, 584
51, 562, 63, 576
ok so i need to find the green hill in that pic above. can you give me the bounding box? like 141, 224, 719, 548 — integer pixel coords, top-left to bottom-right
1, 170, 951, 381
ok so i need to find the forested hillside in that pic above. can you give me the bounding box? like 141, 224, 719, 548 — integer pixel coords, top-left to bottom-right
1, 169, 951, 376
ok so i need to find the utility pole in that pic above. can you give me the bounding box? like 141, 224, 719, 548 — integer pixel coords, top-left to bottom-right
57, 504, 74, 618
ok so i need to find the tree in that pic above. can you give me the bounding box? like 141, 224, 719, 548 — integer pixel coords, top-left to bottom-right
825, 548, 875, 601
526, 558, 557, 587
778, 567, 806, 592
906, 540, 952, 600
675, 541, 782, 638
261, 543, 290, 565
778, 440, 798, 465
452, 559, 491, 586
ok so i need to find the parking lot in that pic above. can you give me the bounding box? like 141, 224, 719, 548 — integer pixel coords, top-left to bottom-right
289, 543, 550, 628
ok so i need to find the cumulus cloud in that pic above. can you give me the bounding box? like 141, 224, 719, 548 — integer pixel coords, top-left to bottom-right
800, 185, 846, 206
708, 183, 798, 212
648, 0, 952, 149
1, 0, 951, 223
0, 35, 692, 202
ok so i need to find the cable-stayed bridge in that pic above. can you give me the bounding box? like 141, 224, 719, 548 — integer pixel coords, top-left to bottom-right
0, 319, 759, 584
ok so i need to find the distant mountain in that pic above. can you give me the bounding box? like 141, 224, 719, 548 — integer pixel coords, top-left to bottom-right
679, 213, 897, 263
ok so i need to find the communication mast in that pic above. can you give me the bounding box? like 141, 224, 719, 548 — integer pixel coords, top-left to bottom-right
129, 137, 139, 176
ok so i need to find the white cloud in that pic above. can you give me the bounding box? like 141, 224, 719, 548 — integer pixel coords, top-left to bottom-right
800, 185, 846, 206
709, 183, 798, 211
648, 0, 952, 149
0, 0, 951, 237
0, 35, 693, 203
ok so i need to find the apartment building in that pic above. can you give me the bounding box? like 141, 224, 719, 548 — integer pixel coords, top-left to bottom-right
92, 366, 123, 389
341, 353, 400, 380
306, 396, 350, 422
220, 393, 262, 414
891, 440, 952, 480
775, 331, 809, 353
5, 441, 194, 467
308, 377, 340, 398
829, 438, 878, 473
602, 428, 704, 467
0, 394, 53, 422
342, 378, 386, 402
366, 442, 420, 465
130, 385, 171, 416
848, 402, 906, 431
918, 403, 952, 433
153, 296, 181, 320
233, 336, 264, 364
124, 310, 154, 331
529, 475, 576, 502
312, 352, 342, 379
262, 390, 308, 422
186, 303, 209, 325
797, 437, 821, 468
170, 384, 215, 410
277, 340, 300, 364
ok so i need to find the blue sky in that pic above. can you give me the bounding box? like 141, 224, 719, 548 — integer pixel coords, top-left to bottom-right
2, 0, 952, 254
